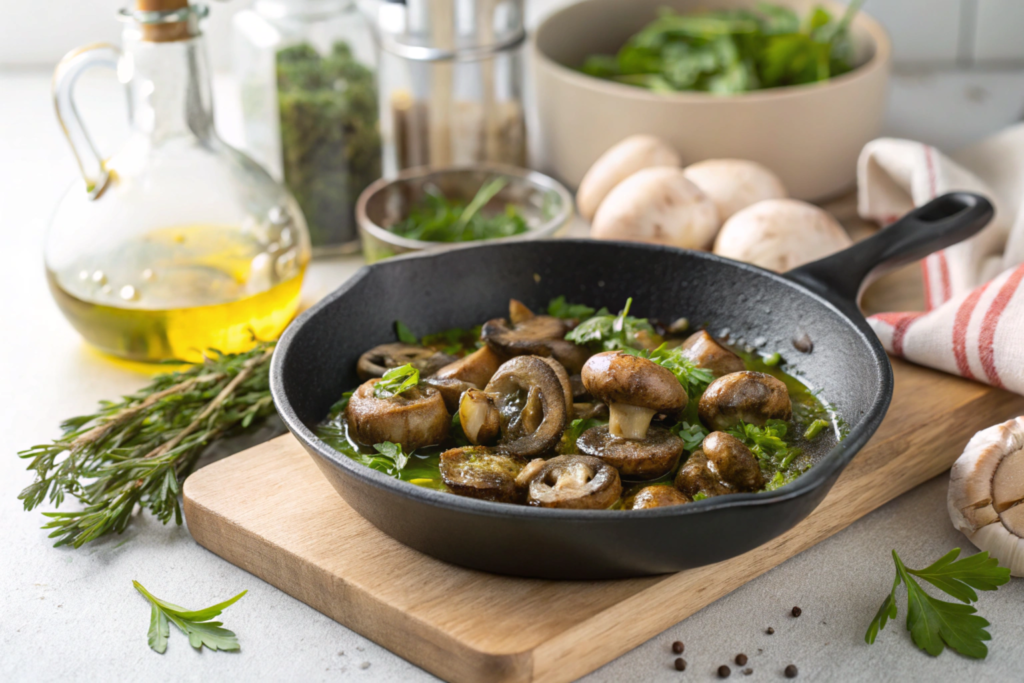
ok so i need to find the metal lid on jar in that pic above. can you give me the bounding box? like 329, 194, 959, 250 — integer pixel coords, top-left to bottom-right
376, 0, 525, 62
118, 0, 209, 42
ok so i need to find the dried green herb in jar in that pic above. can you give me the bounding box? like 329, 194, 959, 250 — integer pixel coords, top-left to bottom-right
276, 42, 382, 249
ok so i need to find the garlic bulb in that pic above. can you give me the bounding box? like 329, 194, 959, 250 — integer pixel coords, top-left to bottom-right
948, 417, 1024, 576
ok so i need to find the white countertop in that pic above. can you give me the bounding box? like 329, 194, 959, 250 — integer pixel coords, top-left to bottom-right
2, 65, 1024, 682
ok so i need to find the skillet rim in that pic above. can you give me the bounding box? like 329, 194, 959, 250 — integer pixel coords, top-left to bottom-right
270, 239, 893, 521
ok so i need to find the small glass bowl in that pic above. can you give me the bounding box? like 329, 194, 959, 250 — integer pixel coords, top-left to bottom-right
356, 164, 575, 263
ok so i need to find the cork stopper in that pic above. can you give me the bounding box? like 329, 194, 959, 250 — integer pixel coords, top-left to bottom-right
137, 0, 192, 42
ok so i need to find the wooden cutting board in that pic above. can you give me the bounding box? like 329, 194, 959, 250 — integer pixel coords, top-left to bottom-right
183, 356, 1024, 683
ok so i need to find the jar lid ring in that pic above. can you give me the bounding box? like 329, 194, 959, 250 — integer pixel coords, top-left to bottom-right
378, 28, 526, 63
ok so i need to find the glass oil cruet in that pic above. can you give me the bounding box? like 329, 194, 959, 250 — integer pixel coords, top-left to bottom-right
46, 0, 311, 363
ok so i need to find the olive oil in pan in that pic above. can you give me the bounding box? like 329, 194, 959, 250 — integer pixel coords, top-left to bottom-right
47, 225, 307, 363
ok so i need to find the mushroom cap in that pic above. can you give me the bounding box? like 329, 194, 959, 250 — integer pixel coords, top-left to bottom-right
632, 485, 691, 510
674, 451, 730, 499
702, 431, 765, 492
948, 416, 1024, 576
345, 380, 449, 451
698, 371, 792, 431
713, 198, 852, 272
578, 424, 685, 479
577, 135, 681, 221
581, 351, 687, 414
591, 167, 720, 250
481, 315, 589, 374
356, 343, 457, 381
680, 330, 746, 378
527, 454, 622, 509
484, 356, 568, 457
683, 159, 787, 222
440, 447, 527, 503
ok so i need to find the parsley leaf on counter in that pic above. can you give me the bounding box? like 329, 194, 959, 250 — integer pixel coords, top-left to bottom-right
134, 581, 246, 654
547, 296, 596, 320
373, 364, 420, 399
565, 298, 655, 351
865, 549, 1009, 659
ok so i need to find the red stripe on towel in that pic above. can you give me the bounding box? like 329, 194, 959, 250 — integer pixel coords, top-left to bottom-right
952, 283, 989, 379
979, 265, 1024, 388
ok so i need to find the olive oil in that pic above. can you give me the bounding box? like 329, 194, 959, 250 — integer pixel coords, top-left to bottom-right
47, 225, 307, 363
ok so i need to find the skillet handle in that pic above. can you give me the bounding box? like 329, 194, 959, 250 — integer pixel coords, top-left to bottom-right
785, 192, 994, 306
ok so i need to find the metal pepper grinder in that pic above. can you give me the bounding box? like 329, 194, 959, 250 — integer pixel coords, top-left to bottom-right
373, 0, 527, 173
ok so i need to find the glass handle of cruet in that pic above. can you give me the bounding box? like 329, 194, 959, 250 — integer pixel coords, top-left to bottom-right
52, 43, 123, 200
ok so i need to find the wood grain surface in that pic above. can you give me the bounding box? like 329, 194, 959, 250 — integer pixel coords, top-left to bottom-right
183, 357, 1024, 683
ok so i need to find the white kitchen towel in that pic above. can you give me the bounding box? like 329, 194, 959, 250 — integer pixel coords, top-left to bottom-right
859, 125, 1024, 393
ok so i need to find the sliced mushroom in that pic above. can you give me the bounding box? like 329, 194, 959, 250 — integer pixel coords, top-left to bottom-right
573, 402, 609, 421
680, 330, 745, 378
674, 451, 731, 499
515, 458, 548, 489
458, 389, 501, 446
509, 298, 535, 325
484, 356, 568, 457
539, 356, 574, 421
703, 431, 765, 492
345, 380, 449, 451
481, 306, 590, 374
632, 485, 691, 510
434, 345, 505, 388
578, 424, 685, 479
356, 343, 456, 381
527, 454, 622, 509
698, 371, 792, 431
426, 345, 507, 412
582, 351, 687, 440
440, 446, 527, 503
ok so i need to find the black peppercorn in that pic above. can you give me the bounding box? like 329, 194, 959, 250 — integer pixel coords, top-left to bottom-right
674, 658, 686, 672
718, 665, 731, 678
785, 664, 799, 678
791, 606, 802, 617
735, 654, 748, 666
766, 627, 775, 634
672, 641, 685, 654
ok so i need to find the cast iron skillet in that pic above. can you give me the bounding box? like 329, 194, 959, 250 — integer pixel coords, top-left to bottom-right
271, 192, 992, 579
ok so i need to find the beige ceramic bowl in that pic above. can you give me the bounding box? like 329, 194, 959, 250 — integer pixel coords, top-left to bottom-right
532, 0, 891, 202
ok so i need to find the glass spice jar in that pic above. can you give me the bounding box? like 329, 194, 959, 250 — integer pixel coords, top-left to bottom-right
47, 1, 310, 363
372, 0, 527, 175
233, 0, 382, 253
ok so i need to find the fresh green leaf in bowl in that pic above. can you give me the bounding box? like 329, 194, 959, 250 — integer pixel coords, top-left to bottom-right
580, 0, 865, 94
389, 178, 530, 243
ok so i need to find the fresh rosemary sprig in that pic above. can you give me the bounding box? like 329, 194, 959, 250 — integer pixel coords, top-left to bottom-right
18, 343, 276, 548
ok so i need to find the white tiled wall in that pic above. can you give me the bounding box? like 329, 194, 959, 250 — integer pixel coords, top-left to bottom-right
0, 0, 1020, 69
974, 0, 1024, 64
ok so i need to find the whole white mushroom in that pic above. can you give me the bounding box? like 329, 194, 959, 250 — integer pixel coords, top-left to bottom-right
713, 199, 851, 272
683, 159, 787, 222
591, 167, 720, 250
577, 135, 682, 221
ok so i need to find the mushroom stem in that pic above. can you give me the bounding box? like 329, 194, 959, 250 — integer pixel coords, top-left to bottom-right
609, 403, 657, 440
